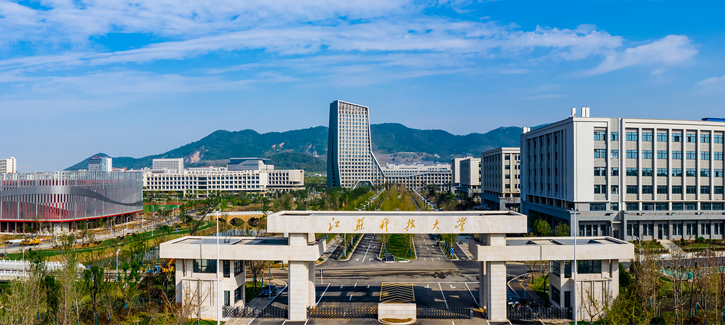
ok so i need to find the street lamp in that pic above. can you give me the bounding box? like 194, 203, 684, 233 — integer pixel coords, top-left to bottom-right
116, 249, 121, 280
215, 209, 221, 325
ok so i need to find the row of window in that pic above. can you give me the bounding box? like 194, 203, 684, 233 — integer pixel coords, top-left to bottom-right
598, 131, 724, 143
600, 167, 725, 177
627, 223, 724, 237
550, 260, 602, 277
591, 202, 725, 211
600, 185, 725, 195
596, 149, 724, 160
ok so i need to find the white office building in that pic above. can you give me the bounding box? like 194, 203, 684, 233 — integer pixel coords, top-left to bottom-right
457, 157, 481, 198
152, 158, 184, 174
88, 156, 112, 172
521, 107, 725, 240
0, 157, 16, 174
327, 100, 452, 189
144, 158, 303, 194
481, 148, 521, 211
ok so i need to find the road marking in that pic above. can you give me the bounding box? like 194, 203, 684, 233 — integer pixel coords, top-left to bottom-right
354, 283, 357, 288
438, 257, 441, 260
369, 258, 372, 261
425, 285, 430, 288
316, 283, 330, 304
450, 285, 456, 289
349, 292, 353, 300
367, 285, 370, 289
282, 321, 286, 325
355, 258, 359, 261
438, 282, 449, 309
340, 285, 344, 289
362, 240, 372, 263
465, 283, 479, 307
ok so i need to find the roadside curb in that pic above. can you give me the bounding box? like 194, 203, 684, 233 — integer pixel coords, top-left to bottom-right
315, 237, 340, 265
456, 240, 474, 260
338, 234, 364, 262
438, 241, 459, 261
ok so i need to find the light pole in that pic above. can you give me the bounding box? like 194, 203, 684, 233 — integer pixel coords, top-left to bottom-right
570, 208, 579, 325
215, 209, 221, 325
116, 248, 121, 279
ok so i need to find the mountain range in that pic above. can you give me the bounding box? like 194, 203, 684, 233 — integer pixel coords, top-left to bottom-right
66, 123, 521, 172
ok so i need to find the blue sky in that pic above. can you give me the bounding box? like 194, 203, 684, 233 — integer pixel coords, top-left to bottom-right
1, 0, 724, 171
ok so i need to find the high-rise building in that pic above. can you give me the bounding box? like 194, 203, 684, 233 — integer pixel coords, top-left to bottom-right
0, 157, 16, 174
152, 158, 184, 174
327, 100, 451, 189
458, 157, 481, 198
521, 107, 725, 240
481, 148, 521, 211
450, 157, 465, 193
88, 156, 112, 172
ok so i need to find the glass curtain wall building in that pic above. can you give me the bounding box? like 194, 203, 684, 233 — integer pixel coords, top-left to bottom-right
327, 100, 452, 189
0, 171, 143, 233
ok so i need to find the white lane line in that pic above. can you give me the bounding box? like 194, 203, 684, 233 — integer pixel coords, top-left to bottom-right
354, 283, 357, 288
316, 283, 330, 304
282, 321, 287, 325
362, 240, 371, 263
349, 292, 354, 300
465, 283, 479, 307
438, 282, 449, 310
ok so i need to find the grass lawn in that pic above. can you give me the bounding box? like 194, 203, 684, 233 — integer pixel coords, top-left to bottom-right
528, 275, 550, 302
630, 240, 664, 249
246, 281, 265, 302
685, 242, 721, 248
383, 234, 416, 259
185, 320, 225, 325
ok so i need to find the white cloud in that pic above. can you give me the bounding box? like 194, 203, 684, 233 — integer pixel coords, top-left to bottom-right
651, 69, 665, 75
585, 35, 697, 75
697, 76, 725, 86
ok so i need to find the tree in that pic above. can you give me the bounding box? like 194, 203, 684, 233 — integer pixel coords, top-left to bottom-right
553, 223, 570, 237
532, 219, 552, 237
83, 266, 108, 317
378, 234, 391, 255
248, 260, 269, 288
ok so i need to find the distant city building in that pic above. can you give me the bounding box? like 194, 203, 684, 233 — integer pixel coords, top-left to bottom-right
0, 171, 142, 234
228, 158, 274, 171
450, 157, 465, 193
327, 100, 451, 189
481, 148, 521, 211
144, 158, 303, 194
0, 157, 16, 174
458, 157, 481, 198
152, 158, 184, 174
521, 107, 725, 240
88, 156, 112, 172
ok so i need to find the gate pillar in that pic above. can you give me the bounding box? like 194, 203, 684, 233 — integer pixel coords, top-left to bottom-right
479, 234, 508, 322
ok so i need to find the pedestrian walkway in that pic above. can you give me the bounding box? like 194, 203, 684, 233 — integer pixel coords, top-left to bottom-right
660, 239, 684, 254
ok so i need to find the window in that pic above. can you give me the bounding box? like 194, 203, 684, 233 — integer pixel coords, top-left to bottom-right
626, 168, 638, 176
626, 202, 638, 210
657, 133, 668, 142
687, 134, 697, 142
702, 151, 711, 160
642, 150, 653, 159
686, 168, 696, 177
672, 168, 683, 177
611, 150, 619, 159
611, 167, 619, 176
715, 203, 724, 210
715, 152, 724, 160
642, 132, 653, 141
657, 186, 667, 194
701, 186, 710, 194
673, 133, 682, 142
234, 260, 244, 276
594, 149, 606, 158
643, 203, 654, 211
611, 132, 619, 141
594, 131, 606, 141
611, 185, 619, 194
565, 292, 571, 308
564, 261, 571, 278
702, 133, 711, 143
716, 186, 724, 194
224, 291, 230, 307
193, 259, 217, 273
551, 286, 561, 304
642, 185, 653, 194
578, 260, 602, 274
657, 151, 668, 159
686, 151, 697, 160
656, 203, 668, 210
611, 202, 619, 210
550, 260, 561, 277
673, 203, 684, 211
716, 169, 724, 177
702, 169, 710, 177
223, 260, 230, 278
642, 168, 653, 176
715, 134, 723, 143
686, 186, 697, 194
672, 151, 682, 159
626, 150, 638, 159
591, 203, 606, 211
594, 167, 606, 176
627, 185, 638, 194
626, 132, 638, 141
657, 168, 668, 177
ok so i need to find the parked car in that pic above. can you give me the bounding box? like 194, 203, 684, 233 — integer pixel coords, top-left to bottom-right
261, 285, 278, 297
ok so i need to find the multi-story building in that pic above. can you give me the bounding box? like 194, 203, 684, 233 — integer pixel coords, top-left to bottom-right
88, 156, 112, 172
0, 171, 142, 233
450, 158, 465, 193
0, 157, 16, 174
144, 158, 304, 194
458, 157, 481, 198
228, 158, 274, 171
521, 107, 725, 240
152, 158, 184, 174
481, 148, 521, 211
327, 100, 452, 189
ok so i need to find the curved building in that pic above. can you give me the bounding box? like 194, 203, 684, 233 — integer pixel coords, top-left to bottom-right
0, 171, 143, 233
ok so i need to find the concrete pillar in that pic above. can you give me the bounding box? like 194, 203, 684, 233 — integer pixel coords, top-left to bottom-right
288, 261, 309, 321
478, 261, 486, 309
485, 261, 507, 321
308, 261, 316, 307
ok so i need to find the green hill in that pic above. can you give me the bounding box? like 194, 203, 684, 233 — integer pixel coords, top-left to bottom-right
66, 124, 520, 172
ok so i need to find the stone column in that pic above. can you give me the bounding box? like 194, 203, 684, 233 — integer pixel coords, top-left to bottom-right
478, 261, 485, 309
288, 261, 309, 321
479, 234, 508, 322
308, 261, 316, 307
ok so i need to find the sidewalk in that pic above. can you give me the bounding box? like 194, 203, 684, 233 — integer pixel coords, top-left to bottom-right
660, 239, 684, 254
316, 236, 339, 265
